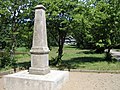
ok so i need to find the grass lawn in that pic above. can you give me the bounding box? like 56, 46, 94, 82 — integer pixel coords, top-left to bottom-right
14, 47, 31, 70
1, 46, 120, 71
49, 46, 120, 70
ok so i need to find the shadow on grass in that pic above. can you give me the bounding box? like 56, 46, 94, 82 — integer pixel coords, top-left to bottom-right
77, 50, 96, 54
49, 56, 105, 70
64, 45, 77, 49
62, 57, 104, 64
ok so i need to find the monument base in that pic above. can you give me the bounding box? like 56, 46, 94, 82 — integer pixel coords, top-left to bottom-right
29, 67, 50, 75
4, 70, 69, 90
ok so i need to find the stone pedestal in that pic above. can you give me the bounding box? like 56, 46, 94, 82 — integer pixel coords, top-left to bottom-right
4, 70, 69, 90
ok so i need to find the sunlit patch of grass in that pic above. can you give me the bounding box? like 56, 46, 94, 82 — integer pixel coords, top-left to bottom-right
15, 47, 29, 52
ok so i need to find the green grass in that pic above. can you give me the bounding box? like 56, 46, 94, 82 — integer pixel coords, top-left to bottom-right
1, 46, 120, 71
49, 45, 120, 70
0, 67, 13, 72
15, 54, 30, 63
14, 53, 30, 70
15, 47, 29, 52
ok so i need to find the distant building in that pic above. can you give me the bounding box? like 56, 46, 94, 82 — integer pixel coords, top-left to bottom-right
64, 36, 76, 45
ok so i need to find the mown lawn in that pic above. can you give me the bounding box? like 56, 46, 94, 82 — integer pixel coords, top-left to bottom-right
49, 46, 120, 70
1, 46, 120, 71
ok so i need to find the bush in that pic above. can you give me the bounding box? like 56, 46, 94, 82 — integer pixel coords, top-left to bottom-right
50, 55, 63, 66
0, 50, 16, 69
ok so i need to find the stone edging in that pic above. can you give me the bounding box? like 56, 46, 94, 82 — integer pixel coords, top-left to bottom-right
69, 69, 120, 74
0, 68, 120, 77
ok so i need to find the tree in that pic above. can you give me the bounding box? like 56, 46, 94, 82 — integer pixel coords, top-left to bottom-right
0, 0, 33, 68
72, 1, 94, 49
0, 0, 78, 66
73, 0, 120, 48
87, 0, 120, 60
71, 0, 120, 62
41, 0, 78, 65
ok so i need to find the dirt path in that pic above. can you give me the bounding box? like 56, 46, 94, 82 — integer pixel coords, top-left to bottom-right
61, 72, 120, 90
0, 77, 4, 90
0, 72, 120, 90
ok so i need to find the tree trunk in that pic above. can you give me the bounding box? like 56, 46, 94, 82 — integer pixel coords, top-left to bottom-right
105, 46, 112, 62
55, 30, 66, 65
10, 9, 17, 71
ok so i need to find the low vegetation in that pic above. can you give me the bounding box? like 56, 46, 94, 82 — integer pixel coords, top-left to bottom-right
1, 46, 119, 72
50, 46, 120, 71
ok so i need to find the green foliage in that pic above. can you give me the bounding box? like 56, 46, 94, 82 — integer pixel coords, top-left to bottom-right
42, 0, 78, 64
72, 0, 120, 56
72, 1, 94, 49
89, 0, 120, 48
0, 49, 16, 69
0, 0, 33, 68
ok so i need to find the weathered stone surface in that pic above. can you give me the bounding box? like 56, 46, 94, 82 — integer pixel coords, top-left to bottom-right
29, 67, 50, 75
4, 70, 69, 90
29, 5, 50, 75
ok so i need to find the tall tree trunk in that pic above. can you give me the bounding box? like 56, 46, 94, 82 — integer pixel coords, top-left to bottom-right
55, 30, 66, 65
105, 46, 112, 62
10, 8, 17, 72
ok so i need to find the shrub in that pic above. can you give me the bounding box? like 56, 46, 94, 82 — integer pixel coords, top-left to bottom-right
0, 50, 16, 69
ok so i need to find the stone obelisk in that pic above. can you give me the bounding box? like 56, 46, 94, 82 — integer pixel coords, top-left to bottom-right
29, 5, 50, 75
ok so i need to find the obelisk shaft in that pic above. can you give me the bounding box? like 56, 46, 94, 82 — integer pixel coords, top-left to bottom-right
29, 5, 50, 75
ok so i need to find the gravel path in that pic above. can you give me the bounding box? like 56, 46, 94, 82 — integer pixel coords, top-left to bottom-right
0, 72, 120, 90
0, 77, 4, 90
61, 72, 120, 90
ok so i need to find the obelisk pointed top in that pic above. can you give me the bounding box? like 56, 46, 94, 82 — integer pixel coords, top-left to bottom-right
35, 5, 46, 10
